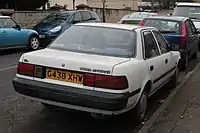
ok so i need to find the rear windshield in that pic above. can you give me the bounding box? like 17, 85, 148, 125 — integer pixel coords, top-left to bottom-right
121, 20, 141, 24
49, 26, 135, 58
173, 6, 200, 19
143, 19, 181, 34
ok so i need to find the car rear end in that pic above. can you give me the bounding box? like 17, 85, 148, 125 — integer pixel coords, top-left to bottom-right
139, 17, 187, 65
12, 24, 138, 115
119, 12, 158, 25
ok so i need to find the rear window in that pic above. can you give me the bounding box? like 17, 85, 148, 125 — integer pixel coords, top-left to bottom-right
173, 6, 200, 19
142, 19, 181, 34
49, 26, 135, 58
121, 20, 141, 24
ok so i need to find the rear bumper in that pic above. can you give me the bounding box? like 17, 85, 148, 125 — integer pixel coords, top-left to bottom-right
13, 77, 137, 112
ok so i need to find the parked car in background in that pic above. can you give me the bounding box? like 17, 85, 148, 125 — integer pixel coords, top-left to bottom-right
13, 23, 180, 122
33, 10, 100, 47
118, 12, 157, 25
172, 2, 200, 30
139, 16, 199, 70
0, 16, 40, 51
171, 2, 200, 49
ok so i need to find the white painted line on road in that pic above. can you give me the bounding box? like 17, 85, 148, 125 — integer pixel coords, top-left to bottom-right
0, 65, 17, 72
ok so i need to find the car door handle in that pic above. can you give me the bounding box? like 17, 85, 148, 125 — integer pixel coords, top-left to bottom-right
165, 59, 168, 64
150, 65, 154, 71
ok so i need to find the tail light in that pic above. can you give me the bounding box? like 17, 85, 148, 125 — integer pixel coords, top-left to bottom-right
17, 63, 34, 77
181, 22, 186, 45
138, 19, 144, 26
84, 73, 128, 90
17, 63, 44, 78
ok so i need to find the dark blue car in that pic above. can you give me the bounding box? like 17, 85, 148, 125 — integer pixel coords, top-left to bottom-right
139, 16, 199, 70
33, 10, 100, 46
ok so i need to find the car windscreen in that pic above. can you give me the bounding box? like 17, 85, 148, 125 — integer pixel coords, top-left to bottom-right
173, 6, 200, 19
48, 26, 135, 58
143, 19, 181, 34
41, 12, 71, 23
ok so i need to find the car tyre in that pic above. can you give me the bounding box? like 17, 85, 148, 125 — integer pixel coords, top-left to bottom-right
126, 90, 148, 123
28, 35, 40, 51
180, 54, 188, 71
192, 46, 198, 59
170, 67, 179, 89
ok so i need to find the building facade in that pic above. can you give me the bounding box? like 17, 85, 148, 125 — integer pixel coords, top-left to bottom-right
87, 0, 141, 10
49, 0, 88, 9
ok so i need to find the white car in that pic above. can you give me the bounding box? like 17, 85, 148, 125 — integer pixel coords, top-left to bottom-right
13, 23, 180, 121
118, 12, 158, 25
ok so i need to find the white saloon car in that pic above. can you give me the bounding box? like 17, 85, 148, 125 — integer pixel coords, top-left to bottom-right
13, 23, 180, 121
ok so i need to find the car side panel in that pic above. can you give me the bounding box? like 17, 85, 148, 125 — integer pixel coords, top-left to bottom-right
0, 29, 7, 48
4, 28, 26, 47
112, 59, 149, 109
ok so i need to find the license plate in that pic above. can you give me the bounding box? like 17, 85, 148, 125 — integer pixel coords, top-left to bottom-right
46, 68, 84, 84
39, 35, 45, 38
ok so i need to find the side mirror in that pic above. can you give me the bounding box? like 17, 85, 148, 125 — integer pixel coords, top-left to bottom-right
195, 29, 200, 34
13, 24, 21, 30
170, 45, 179, 51
167, 13, 172, 16
72, 20, 80, 24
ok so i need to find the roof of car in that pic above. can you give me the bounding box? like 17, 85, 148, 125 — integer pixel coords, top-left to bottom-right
0, 16, 11, 19
75, 23, 153, 30
144, 16, 187, 21
176, 2, 200, 6
61, 10, 94, 14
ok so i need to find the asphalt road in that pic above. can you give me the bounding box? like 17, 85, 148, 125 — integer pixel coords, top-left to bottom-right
0, 49, 199, 133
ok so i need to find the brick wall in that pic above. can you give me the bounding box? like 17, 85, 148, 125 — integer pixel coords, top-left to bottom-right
10, 9, 134, 28
9, 9, 170, 28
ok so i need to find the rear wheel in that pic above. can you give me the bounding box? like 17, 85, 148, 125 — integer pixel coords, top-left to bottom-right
28, 35, 40, 51
180, 54, 188, 71
170, 67, 179, 89
192, 46, 198, 59
126, 89, 148, 123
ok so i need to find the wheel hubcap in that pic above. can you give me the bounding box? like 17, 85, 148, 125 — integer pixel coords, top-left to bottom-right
139, 93, 147, 119
30, 37, 39, 50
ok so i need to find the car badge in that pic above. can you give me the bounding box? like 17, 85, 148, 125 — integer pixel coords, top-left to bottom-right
62, 64, 65, 67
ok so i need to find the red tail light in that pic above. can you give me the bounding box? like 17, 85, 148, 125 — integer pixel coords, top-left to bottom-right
17, 63, 44, 78
84, 74, 95, 86
181, 22, 186, 45
138, 19, 144, 26
84, 74, 128, 90
17, 63, 34, 77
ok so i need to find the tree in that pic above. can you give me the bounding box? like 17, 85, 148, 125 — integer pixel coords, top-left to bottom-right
0, 0, 48, 10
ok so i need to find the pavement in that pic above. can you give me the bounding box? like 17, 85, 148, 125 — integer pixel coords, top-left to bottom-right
0, 49, 199, 133
147, 62, 200, 133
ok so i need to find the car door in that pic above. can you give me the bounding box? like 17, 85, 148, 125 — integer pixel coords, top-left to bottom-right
189, 20, 199, 54
142, 30, 165, 92
1, 18, 26, 47
152, 30, 176, 81
0, 28, 8, 48
185, 20, 198, 57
